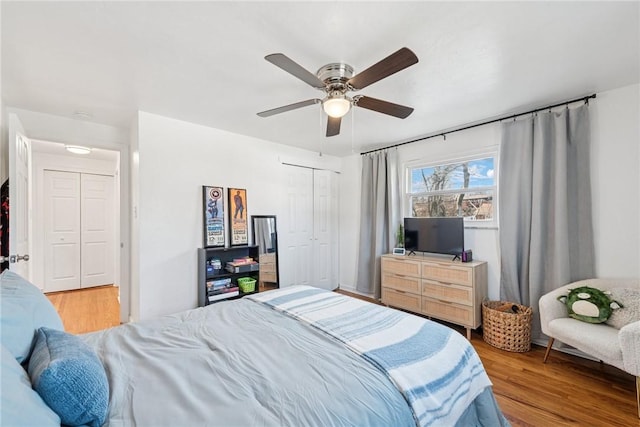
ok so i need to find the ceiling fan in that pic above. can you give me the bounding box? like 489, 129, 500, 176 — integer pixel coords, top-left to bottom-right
257, 47, 419, 137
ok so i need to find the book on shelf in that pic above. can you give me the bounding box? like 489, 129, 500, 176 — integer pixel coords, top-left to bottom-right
208, 258, 222, 269
232, 256, 254, 264
208, 286, 239, 295
225, 262, 260, 273
208, 290, 239, 302
206, 278, 232, 291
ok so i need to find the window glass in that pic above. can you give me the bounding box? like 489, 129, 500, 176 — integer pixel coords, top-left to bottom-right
408, 157, 495, 221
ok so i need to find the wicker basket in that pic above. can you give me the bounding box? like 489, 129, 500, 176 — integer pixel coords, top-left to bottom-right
482, 300, 532, 352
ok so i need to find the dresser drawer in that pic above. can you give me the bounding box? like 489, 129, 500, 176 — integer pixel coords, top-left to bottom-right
422, 297, 474, 326
261, 272, 277, 283
382, 288, 421, 313
422, 262, 473, 286
422, 280, 473, 306
260, 262, 276, 273
382, 257, 421, 277
382, 273, 421, 293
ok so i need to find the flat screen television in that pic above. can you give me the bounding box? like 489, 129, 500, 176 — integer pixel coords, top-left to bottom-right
403, 217, 464, 256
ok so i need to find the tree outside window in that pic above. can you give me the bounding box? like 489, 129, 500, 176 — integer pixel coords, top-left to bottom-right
408, 157, 495, 221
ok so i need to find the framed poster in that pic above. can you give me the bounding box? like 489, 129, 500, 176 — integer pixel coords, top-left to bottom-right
228, 188, 248, 246
203, 186, 225, 247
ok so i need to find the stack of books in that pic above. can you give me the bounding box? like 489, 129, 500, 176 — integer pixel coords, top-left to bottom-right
206, 258, 223, 277
225, 257, 259, 273
206, 277, 239, 302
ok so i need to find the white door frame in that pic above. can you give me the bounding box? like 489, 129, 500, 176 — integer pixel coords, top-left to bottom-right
30, 141, 130, 323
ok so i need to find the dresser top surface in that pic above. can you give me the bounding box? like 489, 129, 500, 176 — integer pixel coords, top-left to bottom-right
382, 253, 486, 267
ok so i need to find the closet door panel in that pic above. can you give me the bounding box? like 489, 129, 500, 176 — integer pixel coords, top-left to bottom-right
81, 174, 115, 288
313, 170, 332, 290
281, 166, 313, 287
44, 170, 81, 292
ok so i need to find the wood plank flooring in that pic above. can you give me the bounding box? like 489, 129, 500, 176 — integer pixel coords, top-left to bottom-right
51, 286, 638, 426
46, 285, 120, 334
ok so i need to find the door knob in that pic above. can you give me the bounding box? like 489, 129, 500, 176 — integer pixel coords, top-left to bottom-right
9, 254, 30, 263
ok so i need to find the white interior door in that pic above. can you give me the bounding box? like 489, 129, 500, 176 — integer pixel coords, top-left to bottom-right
8, 114, 31, 278
281, 165, 313, 287
81, 173, 115, 287
44, 170, 81, 292
280, 166, 337, 290
313, 170, 332, 290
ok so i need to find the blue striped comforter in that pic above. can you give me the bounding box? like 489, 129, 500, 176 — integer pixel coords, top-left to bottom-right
248, 286, 493, 427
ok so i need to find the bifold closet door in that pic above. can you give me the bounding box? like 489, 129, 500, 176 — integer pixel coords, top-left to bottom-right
281, 165, 337, 290
44, 171, 115, 292
80, 173, 115, 288
44, 170, 81, 292
282, 166, 314, 287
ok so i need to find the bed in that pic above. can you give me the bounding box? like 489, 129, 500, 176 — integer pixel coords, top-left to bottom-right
1, 270, 510, 427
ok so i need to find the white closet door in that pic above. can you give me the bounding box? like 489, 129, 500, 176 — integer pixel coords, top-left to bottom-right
81, 174, 115, 288
281, 166, 313, 287
313, 169, 332, 290
44, 170, 81, 292
281, 166, 338, 290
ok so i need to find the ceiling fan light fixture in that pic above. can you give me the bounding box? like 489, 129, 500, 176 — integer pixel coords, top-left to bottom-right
65, 145, 92, 155
323, 95, 351, 118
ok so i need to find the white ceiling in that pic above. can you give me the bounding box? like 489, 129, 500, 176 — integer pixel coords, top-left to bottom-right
2, 1, 638, 157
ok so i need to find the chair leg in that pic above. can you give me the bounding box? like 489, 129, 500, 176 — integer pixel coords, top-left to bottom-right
543, 338, 555, 363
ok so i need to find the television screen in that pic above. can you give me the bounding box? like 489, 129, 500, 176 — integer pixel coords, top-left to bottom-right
403, 217, 464, 256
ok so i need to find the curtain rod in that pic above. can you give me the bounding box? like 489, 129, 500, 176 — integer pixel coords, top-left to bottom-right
360, 93, 597, 156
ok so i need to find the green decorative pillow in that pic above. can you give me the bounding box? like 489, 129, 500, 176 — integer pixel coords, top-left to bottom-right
557, 286, 622, 323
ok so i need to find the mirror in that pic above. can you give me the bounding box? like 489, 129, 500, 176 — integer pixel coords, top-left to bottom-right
252, 215, 279, 290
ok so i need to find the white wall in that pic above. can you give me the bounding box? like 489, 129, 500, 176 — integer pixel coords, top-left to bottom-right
134, 112, 341, 320
590, 84, 640, 278
339, 83, 640, 299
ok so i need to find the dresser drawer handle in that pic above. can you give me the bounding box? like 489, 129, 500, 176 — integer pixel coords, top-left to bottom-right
438, 299, 452, 304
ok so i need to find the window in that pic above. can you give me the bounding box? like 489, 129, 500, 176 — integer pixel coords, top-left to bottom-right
407, 155, 496, 222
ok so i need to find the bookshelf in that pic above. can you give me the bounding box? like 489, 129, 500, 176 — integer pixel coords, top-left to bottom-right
197, 245, 260, 307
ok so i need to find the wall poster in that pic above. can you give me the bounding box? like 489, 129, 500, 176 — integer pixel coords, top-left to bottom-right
203, 186, 225, 247
228, 188, 248, 246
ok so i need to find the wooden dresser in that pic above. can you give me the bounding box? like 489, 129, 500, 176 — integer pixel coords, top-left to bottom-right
381, 254, 487, 339
259, 253, 277, 286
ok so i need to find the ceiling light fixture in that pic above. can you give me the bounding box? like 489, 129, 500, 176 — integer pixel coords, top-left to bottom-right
322, 93, 351, 118
65, 145, 92, 155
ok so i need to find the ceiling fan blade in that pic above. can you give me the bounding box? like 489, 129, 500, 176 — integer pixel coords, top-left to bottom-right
257, 99, 320, 117
326, 116, 341, 137
355, 96, 414, 119
265, 53, 325, 89
347, 47, 418, 90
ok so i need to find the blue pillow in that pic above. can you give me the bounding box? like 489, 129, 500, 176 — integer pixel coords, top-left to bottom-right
0, 270, 64, 363
27, 327, 109, 427
0, 344, 61, 426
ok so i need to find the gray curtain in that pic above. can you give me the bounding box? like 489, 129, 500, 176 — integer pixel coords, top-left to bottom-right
356, 150, 400, 298
499, 104, 594, 338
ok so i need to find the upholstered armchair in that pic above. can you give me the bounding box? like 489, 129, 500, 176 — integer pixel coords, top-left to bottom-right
539, 278, 640, 418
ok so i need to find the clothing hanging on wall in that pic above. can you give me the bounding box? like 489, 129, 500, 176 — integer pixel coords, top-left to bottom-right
1, 179, 9, 272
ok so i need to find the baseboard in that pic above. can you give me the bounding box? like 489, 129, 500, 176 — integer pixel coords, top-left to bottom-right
532, 337, 599, 362
336, 285, 375, 300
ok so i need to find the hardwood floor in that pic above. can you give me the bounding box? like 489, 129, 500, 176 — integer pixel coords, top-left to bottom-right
46, 285, 120, 334
52, 286, 638, 426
